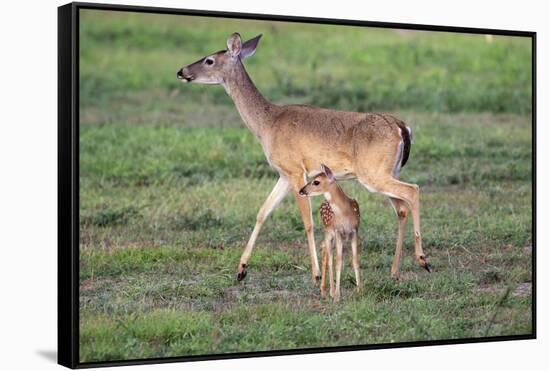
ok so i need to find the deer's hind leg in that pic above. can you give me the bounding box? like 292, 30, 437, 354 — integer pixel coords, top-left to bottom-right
360, 175, 432, 273
354, 129, 432, 274
388, 197, 409, 279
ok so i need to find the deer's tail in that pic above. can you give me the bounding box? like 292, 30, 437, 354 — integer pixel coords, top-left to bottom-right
397, 121, 412, 168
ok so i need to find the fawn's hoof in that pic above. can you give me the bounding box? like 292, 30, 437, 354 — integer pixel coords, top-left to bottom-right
237, 264, 248, 281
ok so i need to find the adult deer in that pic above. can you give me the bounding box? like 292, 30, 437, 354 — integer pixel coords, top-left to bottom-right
177, 32, 432, 283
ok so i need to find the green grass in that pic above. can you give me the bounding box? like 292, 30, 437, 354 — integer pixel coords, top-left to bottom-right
78, 9, 533, 364
79, 114, 532, 362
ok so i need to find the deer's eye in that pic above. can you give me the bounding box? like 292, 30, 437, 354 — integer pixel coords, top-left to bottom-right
205, 58, 214, 66
313, 180, 320, 186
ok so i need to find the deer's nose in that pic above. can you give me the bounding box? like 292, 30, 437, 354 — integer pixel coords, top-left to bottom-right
177, 68, 194, 82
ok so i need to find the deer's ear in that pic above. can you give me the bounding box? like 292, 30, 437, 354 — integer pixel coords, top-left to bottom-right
227, 32, 242, 57
321, 164, 335, 183
240, 34, 262, 59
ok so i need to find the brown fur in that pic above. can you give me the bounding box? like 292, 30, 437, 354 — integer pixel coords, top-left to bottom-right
178, 33, 432, 283
299, 168, 361, 301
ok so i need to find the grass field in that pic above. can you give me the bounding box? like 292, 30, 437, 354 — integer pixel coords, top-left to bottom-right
78, 10, 533, 363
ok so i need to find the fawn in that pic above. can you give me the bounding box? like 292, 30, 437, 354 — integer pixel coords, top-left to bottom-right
299, 164, 360, 301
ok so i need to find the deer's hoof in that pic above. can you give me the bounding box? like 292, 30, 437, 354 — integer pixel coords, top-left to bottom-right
418, 256, 433, 273
311, 274, 321, 286
237, 264, 248, 281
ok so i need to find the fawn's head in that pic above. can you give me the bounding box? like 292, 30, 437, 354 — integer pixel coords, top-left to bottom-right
299, 164, 336, 197
177, 32, 262, 85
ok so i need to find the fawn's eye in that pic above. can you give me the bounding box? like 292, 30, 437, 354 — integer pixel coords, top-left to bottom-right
205, 58, 214, 66
313, 180, 320, 186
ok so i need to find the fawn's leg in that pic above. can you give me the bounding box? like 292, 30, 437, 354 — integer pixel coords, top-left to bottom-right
320, 241, 327, 298
238, 177, 291, 280
388, 197, 409, 279
351, 232, 360, 291
320, 236, 331, 298
334, 234, 344, 302
327, 235, 335, 298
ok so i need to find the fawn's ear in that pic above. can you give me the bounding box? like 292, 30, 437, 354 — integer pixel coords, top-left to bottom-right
240, 34, 262, 59
227, 32, 242, 58
321, 164, 335, 183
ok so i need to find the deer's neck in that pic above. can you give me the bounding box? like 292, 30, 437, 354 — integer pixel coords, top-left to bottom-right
222, 61, 277, 139
325, 183, 352, 213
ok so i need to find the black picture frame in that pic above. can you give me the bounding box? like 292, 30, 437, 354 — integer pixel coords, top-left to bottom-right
58, 2, 537, 369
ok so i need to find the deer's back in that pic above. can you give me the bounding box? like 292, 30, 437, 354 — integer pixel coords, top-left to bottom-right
266, 105, 407, 176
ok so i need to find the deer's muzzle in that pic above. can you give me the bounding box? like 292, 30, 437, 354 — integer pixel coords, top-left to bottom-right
176, 68, 194, 83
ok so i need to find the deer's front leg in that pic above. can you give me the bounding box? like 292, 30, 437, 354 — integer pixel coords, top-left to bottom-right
237, 177, 291, 281
293, 187, 321, 285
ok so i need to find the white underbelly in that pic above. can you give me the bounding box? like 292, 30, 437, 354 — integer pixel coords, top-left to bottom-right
306, 170, 356, 180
